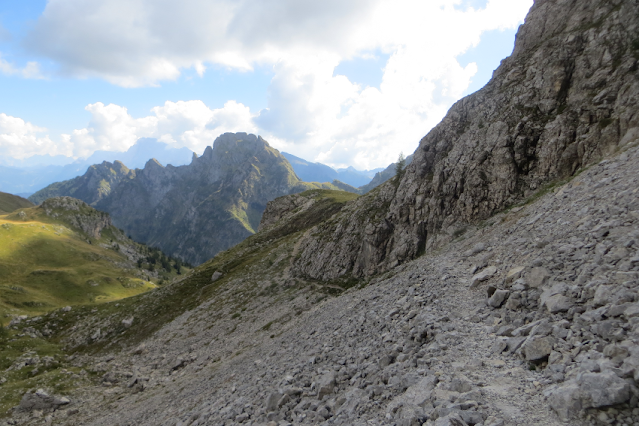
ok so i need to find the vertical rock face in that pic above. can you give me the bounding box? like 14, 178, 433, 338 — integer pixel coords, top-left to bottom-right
291, 0, 639, 281
30, 133, 311, 265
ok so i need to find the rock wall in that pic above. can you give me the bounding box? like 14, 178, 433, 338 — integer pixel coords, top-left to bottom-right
292, 0, 639, 281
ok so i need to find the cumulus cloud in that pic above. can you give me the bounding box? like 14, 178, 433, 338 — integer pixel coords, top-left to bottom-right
0, 114, 64, 159
59, 100, 256, 159
0, 53, 45, 79
16, 0, 532, 168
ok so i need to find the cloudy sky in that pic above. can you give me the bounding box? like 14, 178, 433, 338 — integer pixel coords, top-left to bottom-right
0, 0, 532, 169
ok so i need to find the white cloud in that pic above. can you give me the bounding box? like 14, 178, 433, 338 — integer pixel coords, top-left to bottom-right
58, 100, 256, 159
0, 114, 64, 159
15, 0, 532, 168
0, 53, 45, 79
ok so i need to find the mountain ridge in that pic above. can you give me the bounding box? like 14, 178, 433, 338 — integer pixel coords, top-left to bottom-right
289, 0, 639, 281
30, 133, 346, 265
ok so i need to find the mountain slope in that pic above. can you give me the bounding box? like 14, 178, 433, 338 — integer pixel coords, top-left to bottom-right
30, 161, 134, 206
0, 191, 34, 213
31, 133, 342, 265
14, 139, 639, 426
5, 1, 639, 424
290, 0, 639, 280
0, 197, 173, 321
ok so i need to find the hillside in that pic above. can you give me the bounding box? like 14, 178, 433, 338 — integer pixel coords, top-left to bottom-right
30, 133, 342, 265
10, 142, 639, 426
0, 192, 34, 214
0, 197, 184, 322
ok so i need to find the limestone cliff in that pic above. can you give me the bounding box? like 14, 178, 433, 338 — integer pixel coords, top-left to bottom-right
291, 0, 639, 281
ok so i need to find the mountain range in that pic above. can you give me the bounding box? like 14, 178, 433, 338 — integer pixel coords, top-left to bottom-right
1, 138, 387, 197
30, 133, 346, 265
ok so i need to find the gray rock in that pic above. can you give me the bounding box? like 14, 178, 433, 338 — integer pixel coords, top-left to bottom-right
525, 267, 549, 288
317, 371, 336, 399
487, 290, 509, 308
470, 266, 497, 287
578, 371, 630, 408
545, 294, 573, 313
547, 382, 582, 422
522, 336, 553, 361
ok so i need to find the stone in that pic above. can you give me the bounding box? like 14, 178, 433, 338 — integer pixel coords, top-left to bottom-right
317, 371, 336, 399
121, 317, 134, 328
545, 294, 573, 313
17, 389, 70, 413
487, 290, 509, 308
623, 303, 639, 319
265, 392, 280, 412
211, 271, 223, 282
526, 267, 549, 288
578, 371, 630, 408
522, 336, 553, 361
505, 266, 525, 283
547, 382, 582, 421
470, 265, 497, 287
434, 412, 469, 426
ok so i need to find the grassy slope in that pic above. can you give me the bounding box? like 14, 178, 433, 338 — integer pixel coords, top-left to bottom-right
0, 192, 34, 214
0, 207, 156, 323
33, 190, 360, 355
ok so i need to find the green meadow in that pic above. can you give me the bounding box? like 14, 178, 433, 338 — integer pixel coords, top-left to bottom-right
0, 210, 155, 324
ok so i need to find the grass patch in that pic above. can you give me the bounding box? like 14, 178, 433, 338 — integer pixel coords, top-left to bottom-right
0, 327, 89, 418
0, 213, 157, 324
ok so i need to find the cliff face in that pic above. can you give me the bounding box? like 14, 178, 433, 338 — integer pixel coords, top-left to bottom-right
291, 0, 639, 281
30, 133, 336, 265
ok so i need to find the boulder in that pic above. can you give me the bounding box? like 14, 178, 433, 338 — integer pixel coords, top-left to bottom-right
522, 336, 553, 361
487, 290, 509, 308
470, 266, 497, 287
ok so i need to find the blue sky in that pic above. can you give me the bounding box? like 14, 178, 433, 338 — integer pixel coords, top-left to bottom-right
0, 0, 532, 169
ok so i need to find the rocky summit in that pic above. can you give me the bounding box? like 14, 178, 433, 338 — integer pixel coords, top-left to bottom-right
30, 133, 338, 265
3, 0, 639, 425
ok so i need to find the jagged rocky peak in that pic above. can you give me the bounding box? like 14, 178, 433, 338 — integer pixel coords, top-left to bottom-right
143, 158, 164, 170
290, 0, 639, 281
196, 132, 273, 166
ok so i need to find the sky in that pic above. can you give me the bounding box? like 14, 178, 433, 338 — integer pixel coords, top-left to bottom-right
0, 0, 533, 170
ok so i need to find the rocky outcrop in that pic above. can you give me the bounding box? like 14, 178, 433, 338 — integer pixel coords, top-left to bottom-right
40, 197, 112, 239
30, 161, 133, 206
30, 133, 339, 265
291, 0, 639, 281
